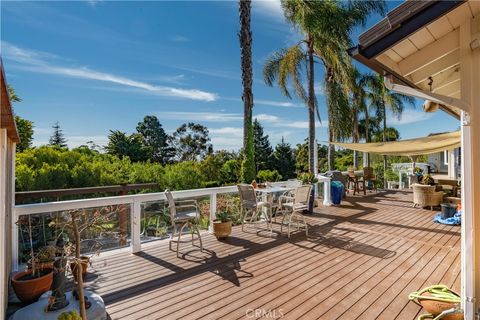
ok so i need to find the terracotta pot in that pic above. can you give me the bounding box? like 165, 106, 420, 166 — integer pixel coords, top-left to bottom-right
213, 220, 232, 239
11, 268, 53, 303
419, 292, 463, 320
70, 256, 90, 282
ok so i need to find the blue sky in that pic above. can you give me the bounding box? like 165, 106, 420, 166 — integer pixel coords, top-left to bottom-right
1, 0, 459, 151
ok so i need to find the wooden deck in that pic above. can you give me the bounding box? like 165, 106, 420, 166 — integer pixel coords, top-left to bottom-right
87, 190, 460, 320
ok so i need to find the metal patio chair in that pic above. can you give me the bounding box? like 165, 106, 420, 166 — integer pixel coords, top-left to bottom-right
280, 185, 312, 238
165, 190, 203, 257
237, 184, 272, 233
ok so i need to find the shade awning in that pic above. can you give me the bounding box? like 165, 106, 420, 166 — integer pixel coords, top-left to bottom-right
331, 131, 460, 156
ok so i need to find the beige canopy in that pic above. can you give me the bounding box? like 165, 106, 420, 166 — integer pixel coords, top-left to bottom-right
332, 131, 460, 156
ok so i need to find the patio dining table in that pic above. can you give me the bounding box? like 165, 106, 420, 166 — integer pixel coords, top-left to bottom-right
254, 186, 294, 232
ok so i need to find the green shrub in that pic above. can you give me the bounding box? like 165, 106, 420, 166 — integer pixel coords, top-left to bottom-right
161, 161, 204, 190
384, 169, 399, 182
257, 169, 282, 182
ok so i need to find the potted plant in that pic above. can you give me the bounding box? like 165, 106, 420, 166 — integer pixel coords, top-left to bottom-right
12, 216, 54, 303
213, 210, 232, 239
298, 172, 318, 212
70, 255, 91, 282
421, 174, 435, 186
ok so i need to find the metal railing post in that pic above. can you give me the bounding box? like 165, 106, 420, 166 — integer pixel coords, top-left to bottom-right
209, 192, 217, 233
131, 200, 141, 253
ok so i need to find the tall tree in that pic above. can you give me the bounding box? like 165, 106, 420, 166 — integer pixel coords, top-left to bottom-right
49, 121, 68, 148
105, 130, 149, 162
349, 68, 370, 168
169, 123, 213, 162
363, 73, 415, 186
265, 0, 385, 172
273, 137, 296, 179
311, 0, 386, 170
136, 115, 169, 163
239, 0, 256, 183
14, 116, 34, 152
263, 1, 318, 174
253, 119, 273, 171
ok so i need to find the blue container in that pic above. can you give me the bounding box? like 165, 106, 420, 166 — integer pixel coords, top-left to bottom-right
331, 181, 344, 205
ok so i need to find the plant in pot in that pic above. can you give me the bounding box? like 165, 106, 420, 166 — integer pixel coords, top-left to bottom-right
213, 210, 232, 240
421, 174, 435, 186
298, 172, 318, 213
12, 215, 54, 303
49, 205, 118, 319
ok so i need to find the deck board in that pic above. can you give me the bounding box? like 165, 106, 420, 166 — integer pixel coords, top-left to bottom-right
81, 190, 460, 320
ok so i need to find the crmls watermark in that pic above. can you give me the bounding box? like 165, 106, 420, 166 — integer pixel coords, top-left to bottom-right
245, 308, 285, 319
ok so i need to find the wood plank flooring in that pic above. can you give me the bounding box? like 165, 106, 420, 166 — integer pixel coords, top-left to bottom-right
84, 190, 460, 320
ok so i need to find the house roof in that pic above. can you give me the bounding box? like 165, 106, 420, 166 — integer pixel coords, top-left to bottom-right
349, 0, 480, 119
1, 60, 20, 143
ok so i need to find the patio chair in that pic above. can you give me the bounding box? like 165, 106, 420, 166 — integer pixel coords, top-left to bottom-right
436, 179, 459, 197
237, 184, 272, 233
165, 190, 203, 257
412, 184, 444, 210
280, 185, 312, 238
347, 168, 366, 195
363, 167, 378, 192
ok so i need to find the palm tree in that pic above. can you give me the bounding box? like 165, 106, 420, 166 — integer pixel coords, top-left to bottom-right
349, 68, 367, 168
264, 1, 385, 172
311, 1, 386, 170
263, 1, 318, 174
239, 0, 255, 182
363, 73, 415, 186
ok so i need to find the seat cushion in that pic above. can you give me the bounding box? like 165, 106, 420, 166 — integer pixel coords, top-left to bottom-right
173, 211, 197, 222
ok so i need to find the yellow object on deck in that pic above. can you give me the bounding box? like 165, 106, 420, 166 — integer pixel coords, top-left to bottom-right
331, 131, 460, 156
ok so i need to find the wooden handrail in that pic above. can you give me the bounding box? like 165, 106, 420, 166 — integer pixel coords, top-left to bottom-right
15, 183, 159, 203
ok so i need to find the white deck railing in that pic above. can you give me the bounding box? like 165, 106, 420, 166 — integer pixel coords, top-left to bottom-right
12, 185, 241, 271
12, 179, 331, 272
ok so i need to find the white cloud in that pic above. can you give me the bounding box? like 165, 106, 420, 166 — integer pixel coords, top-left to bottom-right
388, 109, 434, 125
278, 121, 323, 129
255, 99, 304, 108
157, 111, 242, 122
209, 127, 243, 136
2, 42, 217, 102
171, 35, 190, 42
210, 136, 243, 150
255, 114, 280, 122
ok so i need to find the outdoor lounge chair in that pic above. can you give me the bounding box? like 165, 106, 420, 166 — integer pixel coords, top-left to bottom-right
237, 184, 272, 233
412, 184, 444, 210
280, 185, 311, 238
165, 190, 203, 257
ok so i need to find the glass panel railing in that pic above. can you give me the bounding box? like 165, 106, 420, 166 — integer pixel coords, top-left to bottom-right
16, 203, 131, 267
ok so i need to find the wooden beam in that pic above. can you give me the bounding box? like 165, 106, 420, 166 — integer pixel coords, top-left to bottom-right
459, 14, 479, 319
410, 49, 460, 84
398, 29, 460, 76
376, 54, 402, 74
434, 79, 461, 96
